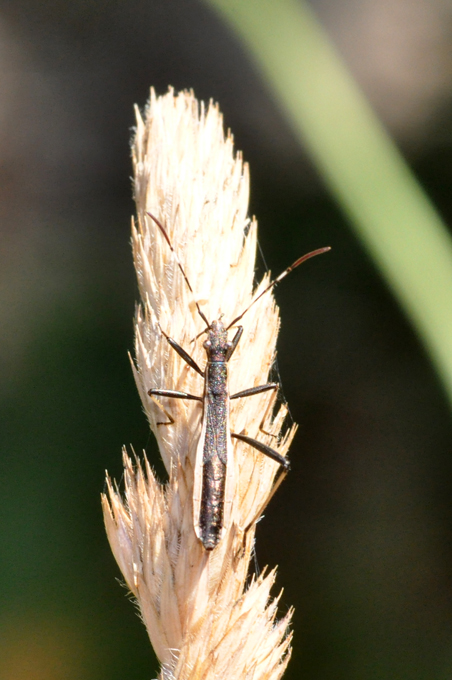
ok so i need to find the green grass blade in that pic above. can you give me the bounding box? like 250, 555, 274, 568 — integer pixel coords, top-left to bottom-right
206, 0, 452, 407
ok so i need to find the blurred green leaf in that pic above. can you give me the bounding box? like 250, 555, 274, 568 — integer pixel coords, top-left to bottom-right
206, 0, 452, 408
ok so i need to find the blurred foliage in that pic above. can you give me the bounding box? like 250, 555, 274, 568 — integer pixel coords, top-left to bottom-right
208, 0, 452, 407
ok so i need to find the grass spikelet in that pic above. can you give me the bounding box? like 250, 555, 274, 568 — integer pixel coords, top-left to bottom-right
102, 87, 296, 680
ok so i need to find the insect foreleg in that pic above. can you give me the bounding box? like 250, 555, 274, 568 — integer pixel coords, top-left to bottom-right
225, 326, 243, 361
158, 323, 204, 376
231, 432, 290, 470
165, 336, 204, 377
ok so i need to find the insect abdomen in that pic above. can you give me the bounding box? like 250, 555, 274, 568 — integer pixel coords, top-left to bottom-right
199, 453, 226, 549
199, 362, 228, 550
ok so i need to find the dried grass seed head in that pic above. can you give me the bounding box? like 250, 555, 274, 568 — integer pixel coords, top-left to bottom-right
103, 87, 295, 680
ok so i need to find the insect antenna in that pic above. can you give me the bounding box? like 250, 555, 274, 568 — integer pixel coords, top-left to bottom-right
146, 212, 210, 328
226, 246, 331, 330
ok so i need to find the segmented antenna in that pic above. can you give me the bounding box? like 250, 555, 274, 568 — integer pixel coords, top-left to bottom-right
148, 211, 330, 335
147, 212, 211, 328
226, 247, 331, 330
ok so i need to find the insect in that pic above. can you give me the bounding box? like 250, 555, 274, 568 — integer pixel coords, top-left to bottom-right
147, 213, 330, 550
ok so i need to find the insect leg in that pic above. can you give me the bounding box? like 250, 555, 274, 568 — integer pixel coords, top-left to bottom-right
162, 334, 204, 377
230, 383, 278, 437
231, 432, 290, 470
147, 393, 175, 426
150, 325, 203, 425
230, 383, 278, 400
148, 388, 202, 401
240, 465, 289, 553
148, 389, 202, 426
225, 326, 243, 361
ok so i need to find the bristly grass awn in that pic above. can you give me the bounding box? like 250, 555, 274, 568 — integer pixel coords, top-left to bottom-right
146, 213, 330, 550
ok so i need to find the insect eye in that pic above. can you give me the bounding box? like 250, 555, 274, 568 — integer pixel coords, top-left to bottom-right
203, 340, 211, 349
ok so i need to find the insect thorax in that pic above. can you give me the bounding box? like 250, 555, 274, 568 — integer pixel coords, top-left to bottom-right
204, 319, 231, 363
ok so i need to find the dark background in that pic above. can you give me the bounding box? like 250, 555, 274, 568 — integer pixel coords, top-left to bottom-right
1, 1, 452, 678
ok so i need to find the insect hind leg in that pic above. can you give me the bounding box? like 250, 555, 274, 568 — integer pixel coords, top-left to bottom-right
240, 464, 289, 553
231, 432, 290, 470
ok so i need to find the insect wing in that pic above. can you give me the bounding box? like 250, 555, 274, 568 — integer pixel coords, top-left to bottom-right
192, 396, 235, 548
